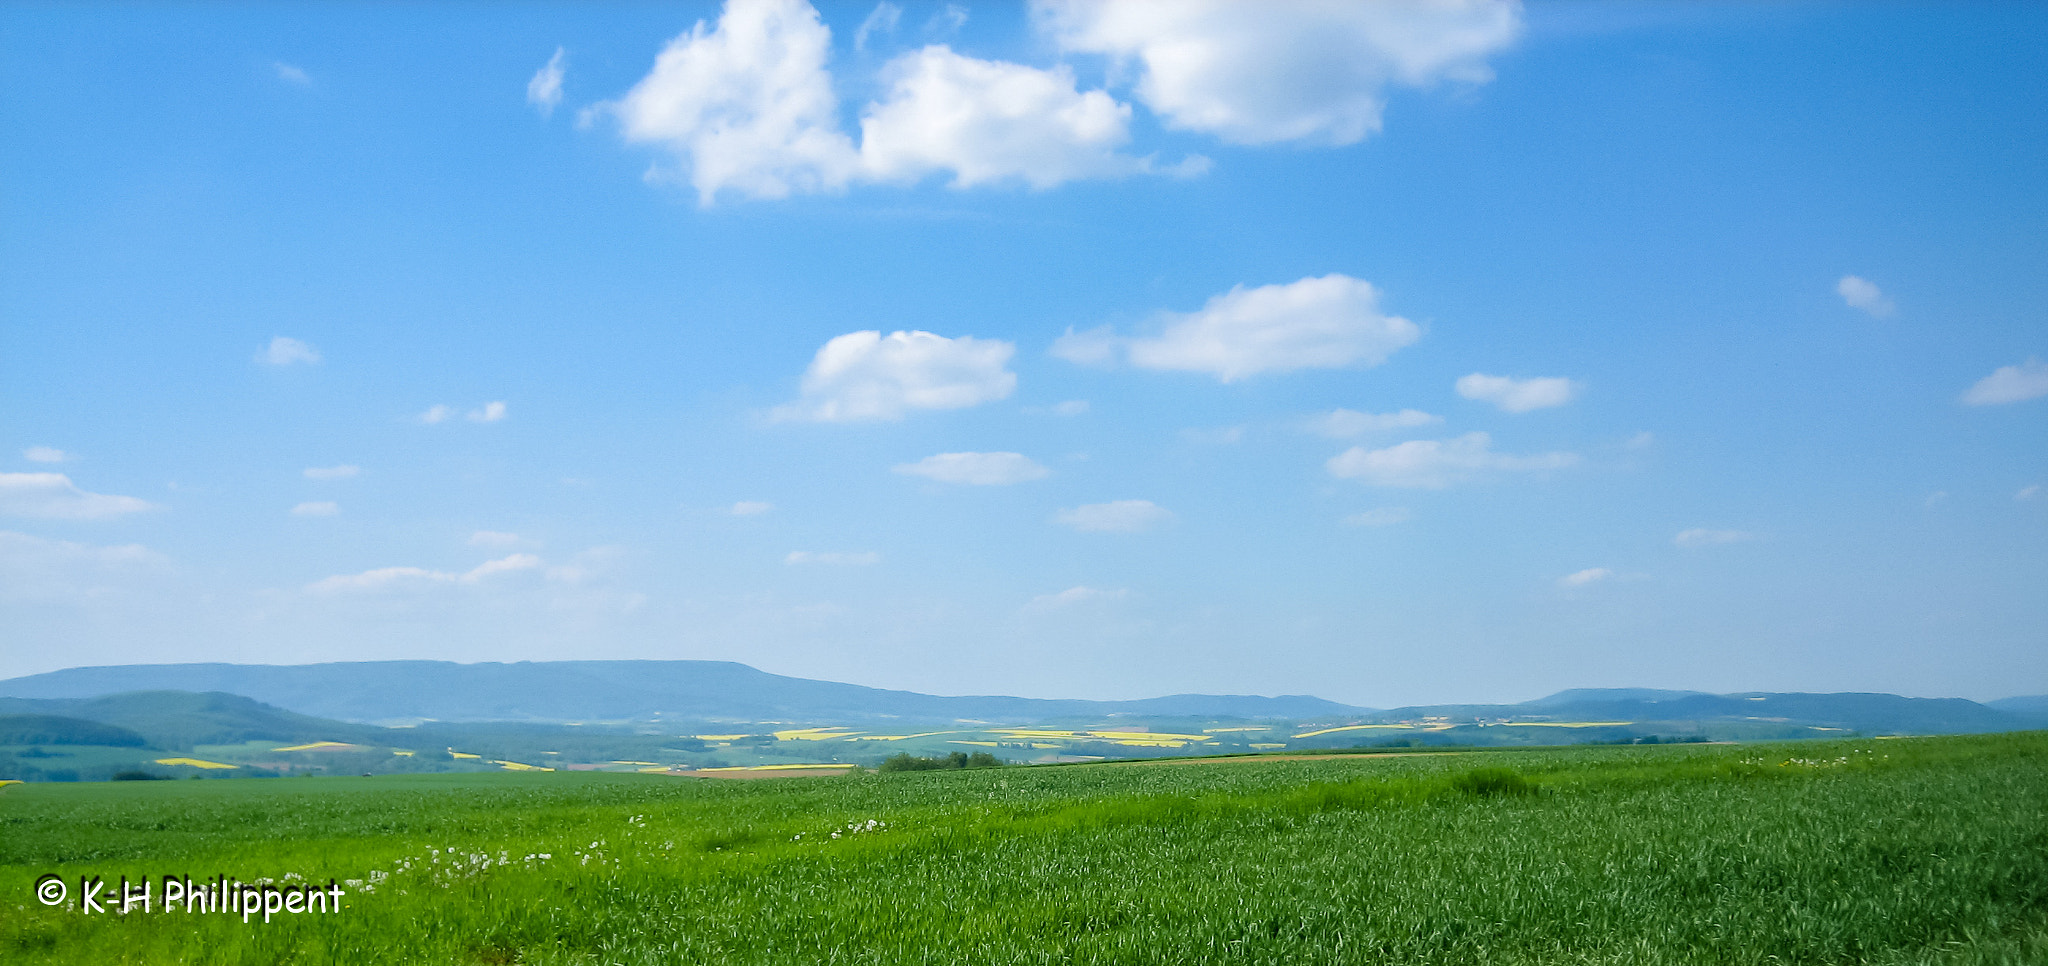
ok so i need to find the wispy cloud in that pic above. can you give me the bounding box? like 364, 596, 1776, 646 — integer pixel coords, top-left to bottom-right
1558, 567, 1611, 587
258, 336, 320, 366
1342, 507, 1411, 528
854, 2, 901, 52
784, 550, 881, 565
468, 401, 508, 423
1026, 585, 1126, 610
22, 446, 71, 464
1961, 358, 2048, 406
307, 553, 544, 594
894, 452, 1049, 485
1309, 408, 1439, 438
290, 501, 339, 517
1327, 432, 1576, 488
302, 465, 359, 480
273, 61, 311, 85
1836, 275, 1894, 317
1054, 499, 1173, 533
729, 501, 774, 516
0, 472, 156, 520
1674, 528, 1752, 548
528, 47, 566, 118
1455, 373, 1579, 413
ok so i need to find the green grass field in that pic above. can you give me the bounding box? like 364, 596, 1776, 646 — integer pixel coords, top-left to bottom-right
3, 733, 2044, 965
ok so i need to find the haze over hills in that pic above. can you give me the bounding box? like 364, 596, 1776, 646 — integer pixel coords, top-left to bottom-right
0, 661, 2041, 738
0, 661, 1364, 725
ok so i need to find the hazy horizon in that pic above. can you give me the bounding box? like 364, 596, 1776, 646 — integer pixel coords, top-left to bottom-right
4, 1, 2044, 708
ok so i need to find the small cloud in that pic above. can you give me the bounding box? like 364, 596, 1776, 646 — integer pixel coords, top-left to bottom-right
1455, 373, 1579, 413
1836, 275, 1894, 317
1342, 507, 1411, 527
258, 336, 320, 366
925, 3, 968, 36
1052, 399, 1089, 416
0, 472, 156, 520
273, 61, 311, 85
1624, 431, 1656, 450
774, 330, 1016, 422
1027, 585, 1127, 609
1310, 408, 1439, 438
854, 2, 901, 52
1961, 358, 2048, 406
468, 530, 532, 549
307, 553, 542, 594
417, 404, 453, 424
894, 452, 1049, 485
1558, 567, 1611, 587
1674, 528, 1752, 548
2019, 485, 2041, 502
1054, 499, 1173, 533
291, 501, 339, 517
302, 464, 359, 481
528, 47, 566, 118
1327, 432, 1576, 488
23, 446, 71, 464
784, 550, 881, 566
729, 501, 774, 516
468, 401, 508, 423
1060, 275, 1420, 382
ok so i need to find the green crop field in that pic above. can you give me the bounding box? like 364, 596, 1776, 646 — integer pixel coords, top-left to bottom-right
3, 733, 2044, 965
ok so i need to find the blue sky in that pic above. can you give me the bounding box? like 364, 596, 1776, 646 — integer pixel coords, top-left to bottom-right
2, 1, 2043, 706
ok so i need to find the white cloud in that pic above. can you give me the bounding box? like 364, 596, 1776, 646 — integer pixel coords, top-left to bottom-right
258, 336, 320, 366
774, 330, 1016, 422
1052, 399, 1089, 416
1961, 358, 2048, 406
730, 500, 775, 515
528, 47, 567, 118
0, 472, 156, 520
1311, 408, 1440, 438
1342, 507, 1412, 527
307, 553, 542, 594
1624, 431, 1656, 450
1836, 275, 1893, 317
894, 451, 1050, 485
2019, 485, 2041, 502
23, 446, 71, 464
303, 464, 360, 480
854, 3, 902, 52
1054, 499, 1173, 533
784, 550, 881, 565
468, 530, 532, 549
1037, 0, 1521, 146
1027, 584, 1127, 609
602, 0, 861, 204
1558, 567, 1611, 587
859, 46, 1143, 189
1326, 432, 1576, 488
1674, 528, 1752, 548
1455, 373, 1579, 413
291, 501, 340, 517
0, 530, 170, 604
468, 401, 509, 423
417, 404, 453, 425
273, 61, 311, 85
1059, 274, 1419, 382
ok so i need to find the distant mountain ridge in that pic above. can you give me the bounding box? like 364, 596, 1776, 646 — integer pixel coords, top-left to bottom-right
0, 661, 1365, 724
